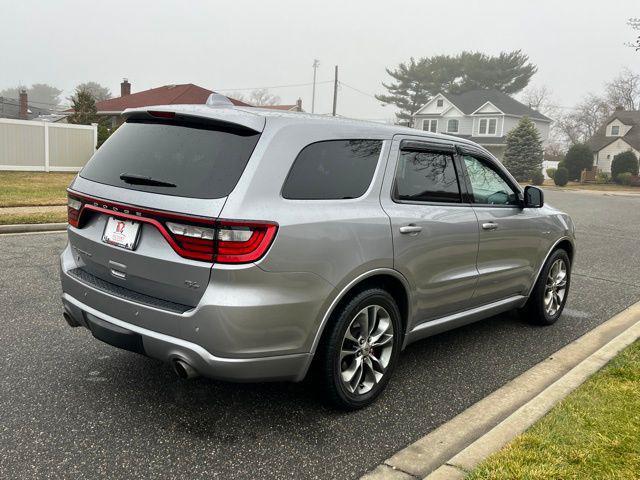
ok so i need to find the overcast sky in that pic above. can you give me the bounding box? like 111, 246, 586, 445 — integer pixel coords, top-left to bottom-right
2, 0, 638, 120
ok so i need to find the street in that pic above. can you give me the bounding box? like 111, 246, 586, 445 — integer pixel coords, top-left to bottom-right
1, 189, 639, 480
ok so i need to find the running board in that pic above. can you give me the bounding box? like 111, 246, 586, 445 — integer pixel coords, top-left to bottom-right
405, 295, 527, 347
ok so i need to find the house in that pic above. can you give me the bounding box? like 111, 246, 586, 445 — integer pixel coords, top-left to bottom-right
588, 109, 640, 173
412, 89, 552, 161
0, 91, 58, 120
75, 79, 303, 127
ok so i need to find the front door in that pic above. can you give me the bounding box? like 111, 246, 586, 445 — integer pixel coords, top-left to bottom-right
458, 153, 544, 303
381, 139, 480, 327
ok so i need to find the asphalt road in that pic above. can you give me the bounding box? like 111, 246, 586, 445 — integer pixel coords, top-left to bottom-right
1, 189, 639, 480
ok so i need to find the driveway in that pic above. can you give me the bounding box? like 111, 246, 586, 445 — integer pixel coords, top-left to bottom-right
1, 189, 639, 479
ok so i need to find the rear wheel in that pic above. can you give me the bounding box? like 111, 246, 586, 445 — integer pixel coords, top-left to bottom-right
523, 249, 571, 325
316, 288, 402, 410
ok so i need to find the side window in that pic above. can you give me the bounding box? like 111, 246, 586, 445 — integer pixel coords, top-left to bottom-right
462, 155, 519, 206
394, 150, 461, 203
282, 140, 382, 200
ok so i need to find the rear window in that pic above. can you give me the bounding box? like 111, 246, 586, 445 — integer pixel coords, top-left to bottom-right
281, 140, 382, 200
80, 121, 260, 199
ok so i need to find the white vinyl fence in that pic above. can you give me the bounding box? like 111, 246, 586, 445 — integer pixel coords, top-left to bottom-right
0, 118, 97, 172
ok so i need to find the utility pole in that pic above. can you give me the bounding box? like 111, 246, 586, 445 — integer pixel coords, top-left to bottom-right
311, 59, 319, 114
332, 65, 338, 116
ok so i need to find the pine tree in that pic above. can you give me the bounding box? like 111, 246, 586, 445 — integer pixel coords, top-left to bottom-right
67, 88, 97, 125
502, 117, 543, 181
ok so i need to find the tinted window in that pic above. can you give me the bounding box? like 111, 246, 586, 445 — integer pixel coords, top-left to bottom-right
282, 140, 382, 199
80, 121, 260, 199
394, 151, 461, 203
462, 155, 519, 205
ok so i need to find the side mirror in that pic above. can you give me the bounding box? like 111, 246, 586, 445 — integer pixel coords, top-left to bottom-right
524, 185, 544, 208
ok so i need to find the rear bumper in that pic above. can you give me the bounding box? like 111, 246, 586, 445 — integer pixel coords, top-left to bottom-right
62, 292, 311, 382
59, 243, 332, 382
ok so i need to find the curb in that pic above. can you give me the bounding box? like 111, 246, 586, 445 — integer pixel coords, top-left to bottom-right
0, 223, 67, 234
360, 301, 640, 480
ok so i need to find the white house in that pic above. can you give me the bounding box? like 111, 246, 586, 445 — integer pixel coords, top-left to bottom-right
412, 89, 552, 161
589, 110, 640, 173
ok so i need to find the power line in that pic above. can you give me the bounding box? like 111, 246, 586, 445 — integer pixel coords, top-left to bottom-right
339, 81, 380, 101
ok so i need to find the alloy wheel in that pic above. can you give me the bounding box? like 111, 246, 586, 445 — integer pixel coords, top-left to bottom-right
544, 258, 567, 316
339, 305, 394, 395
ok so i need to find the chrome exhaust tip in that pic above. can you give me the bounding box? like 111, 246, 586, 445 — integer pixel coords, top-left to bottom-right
173, 359, 199, 379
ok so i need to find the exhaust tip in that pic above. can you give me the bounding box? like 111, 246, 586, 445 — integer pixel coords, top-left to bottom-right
173, 359, 199, 379
63, 312, 80, 327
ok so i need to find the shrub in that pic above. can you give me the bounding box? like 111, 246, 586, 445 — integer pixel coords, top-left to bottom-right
611, 151, 639, 182
617, 172, 633, 185
554, 167, 569, 186
595, 172, 611, 184
546, 167, 557, 180
563, 144, 593, 181
531, 170, 545, 186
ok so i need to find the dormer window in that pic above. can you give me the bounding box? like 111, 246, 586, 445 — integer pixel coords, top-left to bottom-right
611, 125, 620, 136
436, 99, 444, 107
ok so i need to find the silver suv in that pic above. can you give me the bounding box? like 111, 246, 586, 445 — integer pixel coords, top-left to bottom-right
60, 99, 575, 409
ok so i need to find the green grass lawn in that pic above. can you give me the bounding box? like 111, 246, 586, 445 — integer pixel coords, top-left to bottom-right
467, 340, 640, 479
0, 210, 67, 225
0, 172, 76, 207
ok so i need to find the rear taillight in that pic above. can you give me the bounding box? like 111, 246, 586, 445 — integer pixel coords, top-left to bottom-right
66, 191, 277, 264
165, 220, 277, 263
215, 220, 278, 264
67, 195, 82, 227
166, 222, 216, 262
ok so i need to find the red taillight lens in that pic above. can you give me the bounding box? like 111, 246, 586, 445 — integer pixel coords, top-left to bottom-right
215, 220, 278, 264
67, 195, 82, 227
166, 222, 215, 262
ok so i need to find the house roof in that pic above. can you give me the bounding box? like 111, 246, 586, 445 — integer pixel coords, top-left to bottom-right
450, 134, 507, 145
255, 104, 300, 111
0, 97, 55, 120
588, 110, 640, 153
429, 89, 552, 122
88, 84, 251, 113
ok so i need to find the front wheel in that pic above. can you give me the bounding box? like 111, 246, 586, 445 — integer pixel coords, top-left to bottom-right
523, 248, 571, 325
316, 288, 402, 410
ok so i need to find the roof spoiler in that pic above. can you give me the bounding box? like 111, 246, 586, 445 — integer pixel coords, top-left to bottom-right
122, 104, 265, 133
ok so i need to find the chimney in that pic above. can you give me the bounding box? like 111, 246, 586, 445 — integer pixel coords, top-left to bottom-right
19, 89, 28, 119
296, 98, 303, 112
121, 78, 131, 96
615, 105, 625, 112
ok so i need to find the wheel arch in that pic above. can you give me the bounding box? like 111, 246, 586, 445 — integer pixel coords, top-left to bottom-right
527, 236, 575, 298
308, 268, 412, 358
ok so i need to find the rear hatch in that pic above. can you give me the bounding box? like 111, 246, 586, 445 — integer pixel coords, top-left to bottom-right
67, 109, 263, 308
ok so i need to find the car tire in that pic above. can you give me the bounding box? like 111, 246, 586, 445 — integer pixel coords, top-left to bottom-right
316, 288, 402, 410
523, 248, 571, 326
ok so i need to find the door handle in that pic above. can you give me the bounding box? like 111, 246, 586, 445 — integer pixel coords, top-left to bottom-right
482, 222, 499, 231
399, 225, 423, 234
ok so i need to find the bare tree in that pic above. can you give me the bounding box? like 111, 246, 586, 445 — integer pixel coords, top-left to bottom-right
229, 88, 281, 106
556, 93, 611, 144
628, 18, 640, 50
605, 68, 640, 110
520, 85, 554, 114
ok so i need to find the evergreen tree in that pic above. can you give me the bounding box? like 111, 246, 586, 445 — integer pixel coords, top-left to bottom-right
67, 88, 97, 125
376, 50, 537, 125
502, 117, 543, 181
563, 144, 593, 181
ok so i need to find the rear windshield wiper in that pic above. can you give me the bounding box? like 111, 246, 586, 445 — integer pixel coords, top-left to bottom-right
119, 173, 176, 188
